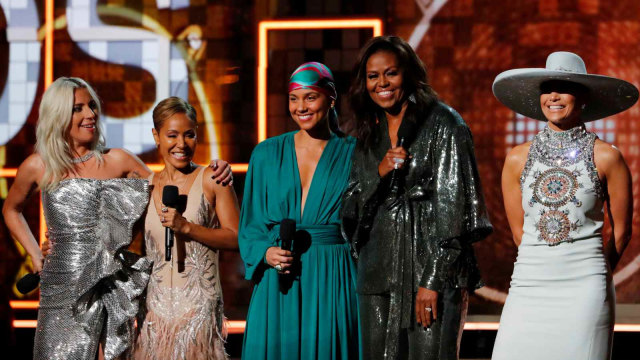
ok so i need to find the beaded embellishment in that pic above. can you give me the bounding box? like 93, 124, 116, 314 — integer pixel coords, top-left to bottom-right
536, 209, 578, 245
521, 125, 603, 246
530, 168, 582, 208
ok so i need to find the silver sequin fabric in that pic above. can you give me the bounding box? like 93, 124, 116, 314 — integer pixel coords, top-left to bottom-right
35, 178, 151, 360
342, 101, 492, 359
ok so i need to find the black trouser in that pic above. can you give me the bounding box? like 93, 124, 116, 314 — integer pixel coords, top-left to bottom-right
359, 287, 467, 360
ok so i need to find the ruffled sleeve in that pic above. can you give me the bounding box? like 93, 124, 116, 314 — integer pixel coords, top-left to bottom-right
72, 178, 152, 360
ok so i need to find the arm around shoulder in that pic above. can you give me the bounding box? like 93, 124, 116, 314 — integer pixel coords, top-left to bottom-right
184, 166, 239, 250
107, 148, 152, 178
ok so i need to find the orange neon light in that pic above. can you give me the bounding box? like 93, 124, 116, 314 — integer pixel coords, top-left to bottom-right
0, 168, 17, 177
147, 163, 248, 173
226, 320, 246, 334
257, 19, 383, 143
11, 319, 640, 333
44, 0, 54, 88
1, 163, 247, 245
12, 320, 38, 328
0, 164, 248, 179
9, 300, 39, 309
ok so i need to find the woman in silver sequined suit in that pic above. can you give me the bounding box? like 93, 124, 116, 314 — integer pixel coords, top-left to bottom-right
492, 52, 637, 360
342, 36, 492, 360
3, 78, 232, 360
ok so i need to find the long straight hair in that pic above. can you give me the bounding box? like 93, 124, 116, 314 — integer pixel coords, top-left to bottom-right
347, 36, 438, 149
35, 77, 105, 190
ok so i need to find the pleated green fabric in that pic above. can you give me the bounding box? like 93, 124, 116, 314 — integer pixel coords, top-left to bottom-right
240, 131, 361, 360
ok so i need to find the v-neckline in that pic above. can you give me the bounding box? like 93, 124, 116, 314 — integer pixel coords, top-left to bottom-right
291, 132, 335, 222
149, 167, 202, 226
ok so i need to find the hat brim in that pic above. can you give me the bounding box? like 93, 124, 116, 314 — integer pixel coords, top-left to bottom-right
492, 68, 639, 122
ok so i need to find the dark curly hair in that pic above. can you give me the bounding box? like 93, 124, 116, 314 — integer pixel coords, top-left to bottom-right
347, 36, 438, 149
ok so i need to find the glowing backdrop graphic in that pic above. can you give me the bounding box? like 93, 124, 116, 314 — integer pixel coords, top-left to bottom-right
1, 1, 639, 328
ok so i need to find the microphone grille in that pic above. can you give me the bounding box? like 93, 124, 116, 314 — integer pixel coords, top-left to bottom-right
16, 273, 40, 294
279, 218, 296, 241
397, 119, 418, 141
162, 185, 180, 207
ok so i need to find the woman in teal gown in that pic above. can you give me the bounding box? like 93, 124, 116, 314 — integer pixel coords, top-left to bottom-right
240, 62, 360, 360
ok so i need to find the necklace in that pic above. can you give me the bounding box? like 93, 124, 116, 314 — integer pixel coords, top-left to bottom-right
71, 152, 95, 164
534, 125, 591, 167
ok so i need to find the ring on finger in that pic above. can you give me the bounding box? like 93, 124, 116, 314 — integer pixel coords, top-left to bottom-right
425, 307, 432, 312
161, 215, 165, 222
394, 162, 399, 170
274, 263, 283, 271
161, 206, 168, 213
392, 157, 405, 164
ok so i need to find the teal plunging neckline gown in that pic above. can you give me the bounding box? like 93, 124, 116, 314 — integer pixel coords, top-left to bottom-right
239, 131, 361, 360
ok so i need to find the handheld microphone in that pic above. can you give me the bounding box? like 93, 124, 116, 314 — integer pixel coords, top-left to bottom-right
279, 219, 296, 252
17, 273, 40, 294
389, 120, 417, 193
162, 185, 180, 261
279, 219, 296, 292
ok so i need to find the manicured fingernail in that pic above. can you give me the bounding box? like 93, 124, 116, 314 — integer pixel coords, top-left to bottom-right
216, 180, 220, 184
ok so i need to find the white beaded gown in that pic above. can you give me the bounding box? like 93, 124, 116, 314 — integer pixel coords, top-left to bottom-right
492, 125, 615, 360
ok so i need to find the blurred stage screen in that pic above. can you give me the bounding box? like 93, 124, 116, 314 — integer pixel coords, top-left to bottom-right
1, 0, 639, 335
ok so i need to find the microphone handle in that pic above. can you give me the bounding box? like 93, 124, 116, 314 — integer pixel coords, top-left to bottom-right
165, 227, 173, 261
389, 137, 406, 192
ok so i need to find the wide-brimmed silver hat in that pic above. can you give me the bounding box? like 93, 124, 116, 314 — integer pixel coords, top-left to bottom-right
492, 51, 639, 122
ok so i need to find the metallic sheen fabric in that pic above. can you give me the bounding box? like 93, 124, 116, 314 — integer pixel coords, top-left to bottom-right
35, 178, 151, 360
342, 101, 492, 359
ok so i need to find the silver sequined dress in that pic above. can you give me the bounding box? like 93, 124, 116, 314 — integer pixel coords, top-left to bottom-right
492, 125, 614, 360
35, 178, 152, 360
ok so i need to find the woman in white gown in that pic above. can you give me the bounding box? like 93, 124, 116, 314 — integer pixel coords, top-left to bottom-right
491, 52, 637, 360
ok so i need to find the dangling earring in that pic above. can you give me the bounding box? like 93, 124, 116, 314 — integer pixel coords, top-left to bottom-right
581, 104, 586, 110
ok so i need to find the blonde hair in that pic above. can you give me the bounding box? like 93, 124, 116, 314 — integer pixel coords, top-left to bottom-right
152, 96, 197, 130
35, 77, 105, 190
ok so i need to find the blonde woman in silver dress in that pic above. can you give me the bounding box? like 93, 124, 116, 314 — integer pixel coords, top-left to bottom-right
133, 97, 239, 360
492, 52, 637, 360
5, 77, 232, 360
3, 77, 153, 360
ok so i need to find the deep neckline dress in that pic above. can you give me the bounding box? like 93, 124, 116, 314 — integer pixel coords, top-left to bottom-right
239, 132, 361, 360
134, 167, 227, 360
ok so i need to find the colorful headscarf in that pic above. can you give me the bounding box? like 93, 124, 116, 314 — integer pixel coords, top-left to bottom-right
288, 62, 337, 100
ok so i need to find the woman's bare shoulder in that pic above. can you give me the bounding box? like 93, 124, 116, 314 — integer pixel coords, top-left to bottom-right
504, 141, 532, 169
13, 153, 45, 185
594, 138, 626, 170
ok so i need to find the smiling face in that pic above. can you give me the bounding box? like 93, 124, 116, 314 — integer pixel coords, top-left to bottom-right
540, 81, 587, 129
288, 88, 332, 132
365, 50, 405, 111
153, 112, 197, 170
67, 87, 98, 149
